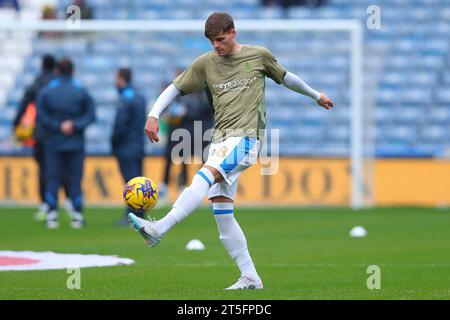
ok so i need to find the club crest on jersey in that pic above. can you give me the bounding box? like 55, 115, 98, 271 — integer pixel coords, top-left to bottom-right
243, 61, 252, 72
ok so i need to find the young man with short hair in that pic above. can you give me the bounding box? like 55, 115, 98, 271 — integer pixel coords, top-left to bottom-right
129, 12, 333, 289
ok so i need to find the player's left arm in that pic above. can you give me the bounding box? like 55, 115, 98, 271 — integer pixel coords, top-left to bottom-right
282, 71, 333, 110
261, 47, 333, 110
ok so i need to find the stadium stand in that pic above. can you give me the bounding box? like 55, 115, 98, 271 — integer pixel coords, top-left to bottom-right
0, 0, 449, 157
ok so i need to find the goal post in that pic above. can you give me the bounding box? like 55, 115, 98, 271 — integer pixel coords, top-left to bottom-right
0, 19, 366, 208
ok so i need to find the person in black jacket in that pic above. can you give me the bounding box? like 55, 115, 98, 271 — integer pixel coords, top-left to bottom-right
112, 68, 147, 226
36, 58, 95, 229
13, 54, 57, 221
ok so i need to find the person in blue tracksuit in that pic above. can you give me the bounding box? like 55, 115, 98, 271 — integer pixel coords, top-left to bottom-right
111, 68, 147, 226
36, 58, 95, 229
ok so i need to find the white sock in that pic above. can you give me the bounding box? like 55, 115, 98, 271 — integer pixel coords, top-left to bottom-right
213, 202, 260, 282
155, 167, 214, 236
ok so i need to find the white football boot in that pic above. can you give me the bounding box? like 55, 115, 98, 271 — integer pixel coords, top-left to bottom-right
225, 277, 264, 290
128, 212, 161, 247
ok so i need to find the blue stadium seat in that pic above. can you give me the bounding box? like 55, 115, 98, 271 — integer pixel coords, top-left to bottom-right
0, 106, 17, 124
427, 106, 450, 122
86, 142, 111, 155
256, 7, 283, 19
0, 126, 10, 139
383, 125, 418, 144
436, 87, 450, 104
419, 125, 448, 144
95, 106, 116, 124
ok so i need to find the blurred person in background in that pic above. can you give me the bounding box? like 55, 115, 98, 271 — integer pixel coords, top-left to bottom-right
13, 55, 56, 221
112, 68, 147, 226
157, 67, 214, 207
41, 4, 56, 20
36, 58, 95, 229
12, 54, 74, 222
40, 5, 60, 38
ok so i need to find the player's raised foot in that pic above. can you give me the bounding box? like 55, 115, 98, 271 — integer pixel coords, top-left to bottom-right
128, 212, 161, 247
225, 277, 263, 290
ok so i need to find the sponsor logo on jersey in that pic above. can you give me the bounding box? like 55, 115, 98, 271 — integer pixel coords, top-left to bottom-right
212, 77, 257, 92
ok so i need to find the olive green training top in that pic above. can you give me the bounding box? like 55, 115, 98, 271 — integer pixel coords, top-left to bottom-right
173, 45, 287, 142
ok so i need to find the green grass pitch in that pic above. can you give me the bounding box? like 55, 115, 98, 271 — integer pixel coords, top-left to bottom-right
0, 206, 449, 299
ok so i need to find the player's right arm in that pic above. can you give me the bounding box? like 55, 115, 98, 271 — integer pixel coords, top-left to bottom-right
145, 55, 206, 143
145, 84, 181, 142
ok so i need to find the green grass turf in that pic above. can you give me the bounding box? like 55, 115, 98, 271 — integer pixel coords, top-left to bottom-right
0, 206, 449, 300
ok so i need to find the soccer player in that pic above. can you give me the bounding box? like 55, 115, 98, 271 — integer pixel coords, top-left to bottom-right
128, 12, 333, 289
